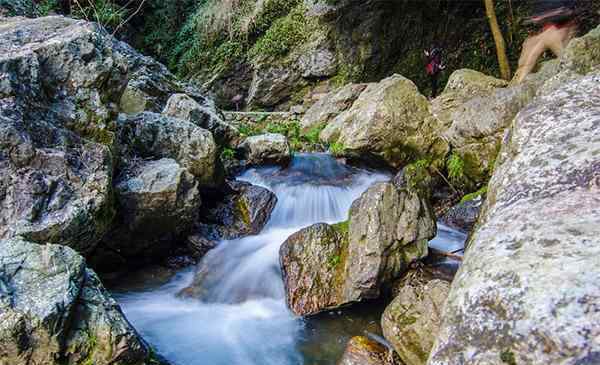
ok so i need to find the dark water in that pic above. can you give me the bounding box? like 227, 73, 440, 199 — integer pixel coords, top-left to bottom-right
112, 154, 465, 365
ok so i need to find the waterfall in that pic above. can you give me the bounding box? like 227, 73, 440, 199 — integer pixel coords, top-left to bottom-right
113, 153, 464, 365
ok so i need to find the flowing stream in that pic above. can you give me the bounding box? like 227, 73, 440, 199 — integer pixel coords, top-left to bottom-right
113, 153, 465, 365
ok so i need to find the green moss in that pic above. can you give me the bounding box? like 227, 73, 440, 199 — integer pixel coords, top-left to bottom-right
249, 5, 309, 60
404, 158, 433, 196
460, 186, 488, 204
500, 349, 517, 365
332, 220, 349, 235
236, 198, 252, 226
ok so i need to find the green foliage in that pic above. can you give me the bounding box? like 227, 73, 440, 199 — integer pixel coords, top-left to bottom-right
36, 0, 59, 16
329, 142, 345, 157
447, 153, 465, 185
137, 0, 198, 65
460, 186, 488, 204
72, 0, 128, 29
221, 147, 236, 161
404, 158, 433, 196
304, 123, 326, 145
328, 254, 341, 268
249, 5, 308, 59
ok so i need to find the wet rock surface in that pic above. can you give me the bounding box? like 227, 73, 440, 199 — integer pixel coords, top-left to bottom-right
280, 181, 436, 316
382, 270, 450, 365
0, 238, 148, 365
280, 223, 349, 316
192, 180, 277, 242
429, 72, 600, 365
338, 336, 394, 365
439, 196, 483, 233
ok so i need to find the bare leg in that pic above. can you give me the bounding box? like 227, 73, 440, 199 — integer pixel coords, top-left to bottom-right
514, 34, 547, 84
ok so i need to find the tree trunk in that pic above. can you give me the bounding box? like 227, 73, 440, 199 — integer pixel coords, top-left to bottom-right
484, 0, 512, 80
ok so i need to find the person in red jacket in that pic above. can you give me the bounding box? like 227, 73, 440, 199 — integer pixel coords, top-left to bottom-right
513, 0, 578, 83
425, 46, 446, 98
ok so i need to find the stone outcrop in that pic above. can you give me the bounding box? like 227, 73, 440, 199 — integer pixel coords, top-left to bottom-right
280, 181, 435, 316
338, 336, 394, 365
301, 83, 368, 129
162, 93, 239, 146
0, 16, 127, 253
117, 112, 219, 187
91, 159, 201, 272
320, 75, 448, 169
439, 195, 484, 233
382, 270, 450, 365
429, 72, 600, 364
191, 180, 277, 242
239, 133, 292, 166
437, 26, 600, 186
344, 182, 435, 300
0, 238, 148, 365
279, 223, 349, 316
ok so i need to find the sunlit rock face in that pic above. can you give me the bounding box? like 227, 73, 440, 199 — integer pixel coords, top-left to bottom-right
429, 72, 600, 365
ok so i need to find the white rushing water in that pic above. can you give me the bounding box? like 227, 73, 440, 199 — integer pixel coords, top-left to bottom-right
115, 154, 389, 365
114, 153, 466, 365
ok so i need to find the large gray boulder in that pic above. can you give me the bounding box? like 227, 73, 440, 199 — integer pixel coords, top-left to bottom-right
428, 72, 600, 364
93, 158, 201, 270
382, 270, 450, 365
239, 133, 292, 166
441, 82, 538, 185
0, 238, 148, 365
320, 75, 448, 169
117, 112, 219, 187
0, 16, 127, 253
280, 182, 435, 316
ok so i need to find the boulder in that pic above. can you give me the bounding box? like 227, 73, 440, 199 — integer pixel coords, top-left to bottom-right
338, 336, 393, 365
0, 16, 128, 253
439, 195, 484, 233
280, 182, 435, 316
344, 182, 435, 300
114, 39, 217, 115
320, 75, 448, 169
191, 180, 277, 242
301, 83, 368, 129
93, 158, 201, 270
428, 72, 600, 364
239, 133, 292, 166
382, 270, 450, 365
441, 82, 538, 185
117, 112, 219, 187
162, 93, 240, 146
280, 223, 349, 316
558, 24, 600, 76
0, 238, 147, 365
